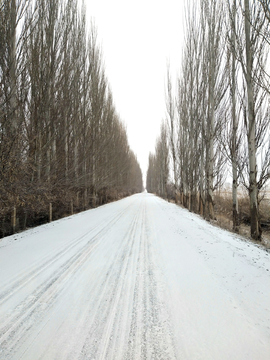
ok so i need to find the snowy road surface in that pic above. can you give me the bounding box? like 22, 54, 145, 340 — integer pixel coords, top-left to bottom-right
0, 193, 270, 359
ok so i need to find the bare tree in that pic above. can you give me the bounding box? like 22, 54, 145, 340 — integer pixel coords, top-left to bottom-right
224, 0, 243, 232
230, 0, 270, 240
201, 0, 228, 219
165, 66, 178, 197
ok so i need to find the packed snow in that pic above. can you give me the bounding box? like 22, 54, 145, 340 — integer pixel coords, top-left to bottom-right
0, 193, 269, 359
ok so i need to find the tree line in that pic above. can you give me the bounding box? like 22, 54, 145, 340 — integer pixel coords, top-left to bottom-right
147, 0, 270, 241
0, 0, 143, 236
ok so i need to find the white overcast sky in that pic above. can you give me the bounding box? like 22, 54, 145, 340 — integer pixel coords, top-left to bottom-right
86, 0, 185, 181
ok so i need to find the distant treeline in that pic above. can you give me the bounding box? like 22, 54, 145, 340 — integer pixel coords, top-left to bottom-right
147, 0, 270, 241
0, 0, 143, 237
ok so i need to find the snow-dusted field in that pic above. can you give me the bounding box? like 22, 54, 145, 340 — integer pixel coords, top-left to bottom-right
0, 193, 269, 359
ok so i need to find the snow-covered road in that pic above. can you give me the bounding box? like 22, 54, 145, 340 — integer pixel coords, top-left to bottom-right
0, 193, 270, 359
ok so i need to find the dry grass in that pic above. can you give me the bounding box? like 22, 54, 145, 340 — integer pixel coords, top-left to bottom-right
164, 189, 270, 249
213, 190, 270, 249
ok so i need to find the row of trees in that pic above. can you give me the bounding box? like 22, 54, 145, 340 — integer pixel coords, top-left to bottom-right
0, 0, 142, 236
146, 122, 169, 198
147, 0, 270, 240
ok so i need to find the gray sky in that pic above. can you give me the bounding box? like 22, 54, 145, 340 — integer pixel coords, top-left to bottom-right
86, 0, 185, 181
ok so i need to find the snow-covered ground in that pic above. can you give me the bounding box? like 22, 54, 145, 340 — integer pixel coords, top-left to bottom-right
0, 193, 269, 359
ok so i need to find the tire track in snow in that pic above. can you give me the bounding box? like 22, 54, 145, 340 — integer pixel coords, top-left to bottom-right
125, 198, 177, 360
0, 194, 178, 359
0, 200, 136, 359
77, 197, 144, 360
0, 200, 135, 307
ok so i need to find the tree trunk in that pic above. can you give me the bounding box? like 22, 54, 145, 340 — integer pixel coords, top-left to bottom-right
244, 0, 260, 240
207, 45, 215, 220
231, 0, 239, 233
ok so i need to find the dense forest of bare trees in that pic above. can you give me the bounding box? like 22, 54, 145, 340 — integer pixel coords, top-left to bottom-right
147, 0, 270, 241
0, 0, 142, 236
